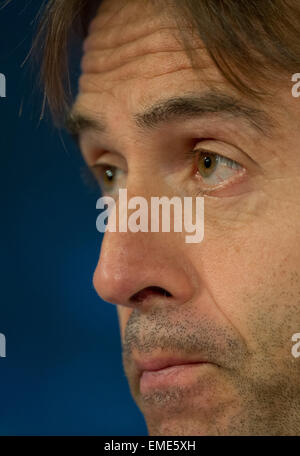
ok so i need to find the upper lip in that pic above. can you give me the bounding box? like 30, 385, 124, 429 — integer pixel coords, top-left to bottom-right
134, 356, 209, 375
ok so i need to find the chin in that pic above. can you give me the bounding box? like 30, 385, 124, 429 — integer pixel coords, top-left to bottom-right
145, 415, 219, 436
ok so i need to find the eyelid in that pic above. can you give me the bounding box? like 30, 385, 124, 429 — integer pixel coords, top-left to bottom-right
92, 152, 128, 171
202, 139, 261, 168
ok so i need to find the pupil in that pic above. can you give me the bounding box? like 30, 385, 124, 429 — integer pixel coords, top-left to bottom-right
204, 156, 212, 168
105, 169, 114, 181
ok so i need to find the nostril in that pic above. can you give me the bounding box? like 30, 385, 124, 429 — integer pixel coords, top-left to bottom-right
130, 286, 172, 303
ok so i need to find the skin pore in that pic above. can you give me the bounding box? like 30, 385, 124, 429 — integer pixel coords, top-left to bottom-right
71, 0, 300, 435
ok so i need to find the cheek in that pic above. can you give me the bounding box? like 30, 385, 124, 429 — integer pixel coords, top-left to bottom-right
194, 210, 300, 354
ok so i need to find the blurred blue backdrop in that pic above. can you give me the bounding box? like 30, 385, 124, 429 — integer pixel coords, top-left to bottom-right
0, 0, 147, 435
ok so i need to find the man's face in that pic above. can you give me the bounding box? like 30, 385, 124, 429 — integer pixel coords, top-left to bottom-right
73, 0, 300, 435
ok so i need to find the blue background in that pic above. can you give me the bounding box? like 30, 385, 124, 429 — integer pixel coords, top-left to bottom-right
0, 0, 147, 435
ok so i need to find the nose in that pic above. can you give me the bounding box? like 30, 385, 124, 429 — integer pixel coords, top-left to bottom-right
93, 204, 196, 309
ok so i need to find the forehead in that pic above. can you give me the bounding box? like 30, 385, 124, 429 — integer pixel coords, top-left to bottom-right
75, 0, 221, 116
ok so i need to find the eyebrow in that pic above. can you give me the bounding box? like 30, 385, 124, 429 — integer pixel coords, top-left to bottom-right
65, 90, 273, 140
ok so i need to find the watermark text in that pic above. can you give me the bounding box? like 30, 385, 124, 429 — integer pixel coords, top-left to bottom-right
96, 189, 204, 243
0, 73, 6, 98
0, 333, 6, 358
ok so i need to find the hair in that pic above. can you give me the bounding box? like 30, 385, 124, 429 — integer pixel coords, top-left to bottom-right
30, 0, 300, 123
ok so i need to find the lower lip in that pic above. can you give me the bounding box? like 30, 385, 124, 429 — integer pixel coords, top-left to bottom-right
140, 363, 209, 394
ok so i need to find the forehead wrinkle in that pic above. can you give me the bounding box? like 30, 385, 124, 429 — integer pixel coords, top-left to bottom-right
82, 26, 200, 67
85, 22, 187, 52
88, 0, 170, 35
84, 0, 199, 59
78, 68, 215, 106
79, 0, 217, 101
81, 47, 207, 77
80, 26, 210, 84
78, 52, 209, 94
79, 27, 213, 92
82, 13, 206, 78
84, 25, 191, 52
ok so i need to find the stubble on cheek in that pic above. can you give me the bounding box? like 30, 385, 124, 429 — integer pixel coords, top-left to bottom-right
228, 266, 300, 435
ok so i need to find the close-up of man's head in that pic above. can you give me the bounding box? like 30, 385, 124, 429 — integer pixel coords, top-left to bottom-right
32, 0, 300, 435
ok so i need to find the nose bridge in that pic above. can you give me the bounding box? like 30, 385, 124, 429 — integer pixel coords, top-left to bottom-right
93, 188, 197, 308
